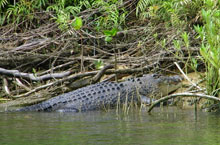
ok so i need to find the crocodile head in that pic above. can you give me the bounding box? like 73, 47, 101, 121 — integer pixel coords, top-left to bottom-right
134, 74, 183, 99
154, 74, 183, 96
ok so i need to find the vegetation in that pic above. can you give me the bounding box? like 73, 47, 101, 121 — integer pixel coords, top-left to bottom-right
0, 0, 220, 111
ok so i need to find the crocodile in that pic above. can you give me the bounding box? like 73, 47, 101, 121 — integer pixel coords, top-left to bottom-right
15, 74, 183, 112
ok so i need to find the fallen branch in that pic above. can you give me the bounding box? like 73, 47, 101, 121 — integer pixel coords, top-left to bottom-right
0, 67, 72, 81
68, 64, 114, 89
12, 71, 97, 98
148, 92, 220, 113
0, 62, 155, 82
91, 64, 114, 83
12, 64, 113, 98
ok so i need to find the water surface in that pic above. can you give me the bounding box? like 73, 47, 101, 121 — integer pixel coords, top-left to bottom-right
0, 107, 220, 145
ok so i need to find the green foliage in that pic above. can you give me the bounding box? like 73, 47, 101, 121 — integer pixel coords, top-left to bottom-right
95, 1, 127, 30
71, 17, 83, 30
45, 0, 125, 31
103, 28, 118, 42
136, 0, 203, 28
32, 0, 49, 9
3, 0, 50, 25
0, 0, 126, 31
181, 32, 189, 49
194, 1, 220, 96
6, 0, 35, 25
47, 0, 81, 30
0, 0, 8, 10
136, 0, 155, 17
0, 14, 6, 25
94, 60, 104, 70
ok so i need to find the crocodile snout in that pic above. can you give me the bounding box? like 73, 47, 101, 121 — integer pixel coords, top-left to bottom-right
156, 75, 183, 97
168, 75, 183, 84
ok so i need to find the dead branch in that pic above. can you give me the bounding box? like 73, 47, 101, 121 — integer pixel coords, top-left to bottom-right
0, 67, 72, 81
174, 62, 203, 91
12, 65, 115, 98
91, 64, 114, 83
148, 93, 220, 113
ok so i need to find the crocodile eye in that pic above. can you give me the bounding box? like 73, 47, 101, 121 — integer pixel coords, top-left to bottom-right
152, 74, 160, 79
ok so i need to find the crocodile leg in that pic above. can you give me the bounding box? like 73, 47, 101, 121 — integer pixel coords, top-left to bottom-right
140, 95, 156, 104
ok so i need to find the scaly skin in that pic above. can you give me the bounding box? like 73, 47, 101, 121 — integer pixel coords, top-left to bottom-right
15, 74, 183, 112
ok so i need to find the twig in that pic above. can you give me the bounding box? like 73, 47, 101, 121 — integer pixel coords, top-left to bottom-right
91, 64, 114, 83
174, 62, 203, 90
38, 61, 76, 75
148, 92, 220, 113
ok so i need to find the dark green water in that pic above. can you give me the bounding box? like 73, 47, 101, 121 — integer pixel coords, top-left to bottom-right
0, 107, 220, 145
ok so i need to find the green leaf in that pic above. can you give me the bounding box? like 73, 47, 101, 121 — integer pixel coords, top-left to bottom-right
32, 68, 37, 77
103, 30, 112, 36
200, 45, 208, 60
72, 17, 83, 30
103, 28, 118, 36
94, 60, 104, 70
105, 36, 112, 42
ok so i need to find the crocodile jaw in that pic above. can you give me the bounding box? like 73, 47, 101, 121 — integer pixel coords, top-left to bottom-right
158, 81, 182, 96
157, 75, 183, 96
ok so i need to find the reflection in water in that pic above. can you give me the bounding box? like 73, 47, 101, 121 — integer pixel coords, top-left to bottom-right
0, 107, 220, 145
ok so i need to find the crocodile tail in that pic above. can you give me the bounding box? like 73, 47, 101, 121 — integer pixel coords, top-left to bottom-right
15, 102, 51, 112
